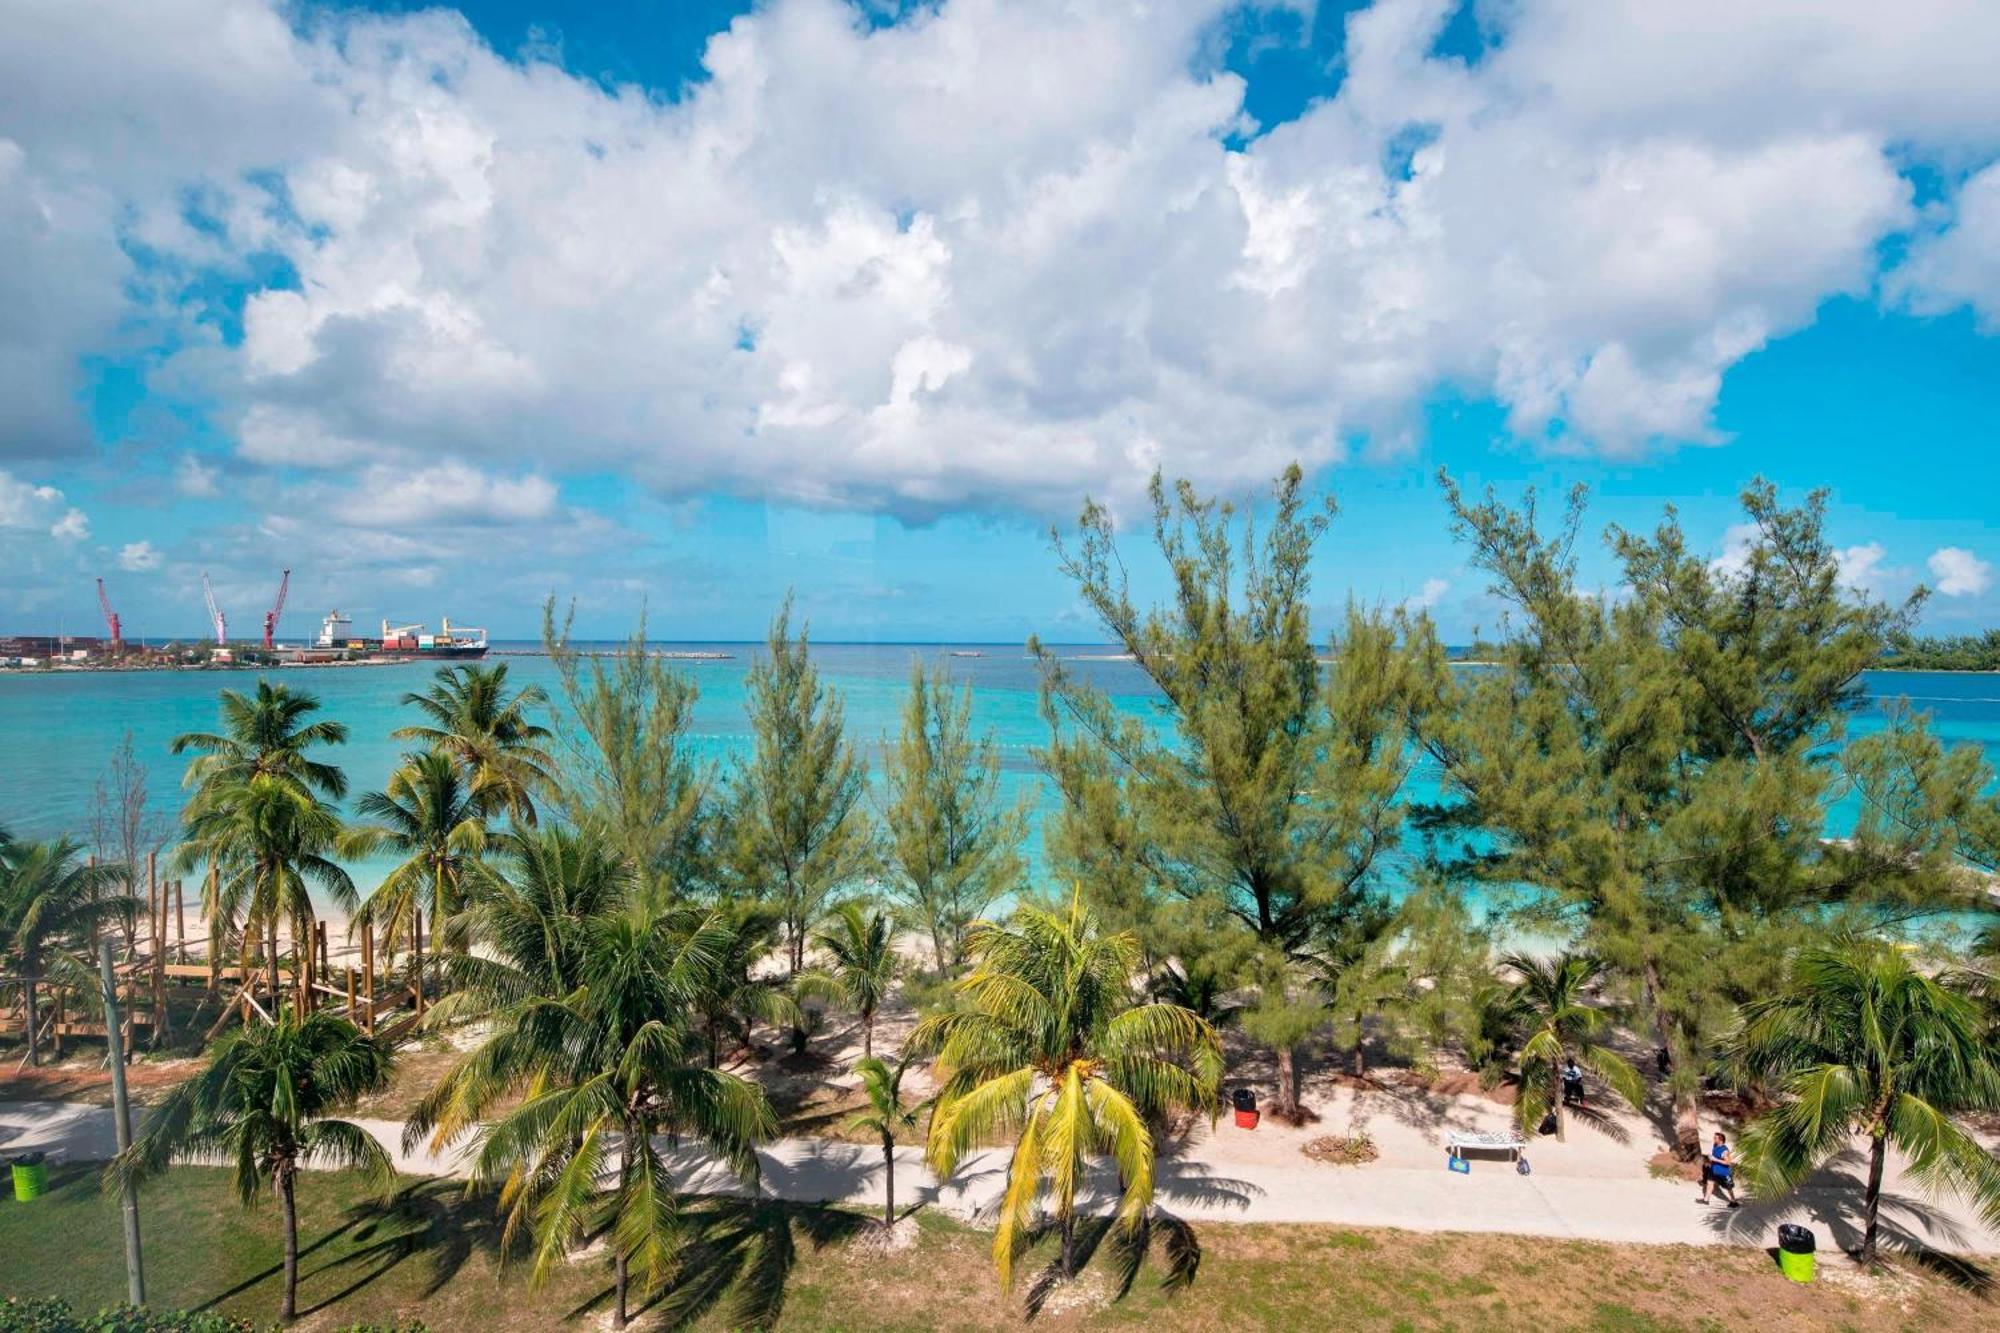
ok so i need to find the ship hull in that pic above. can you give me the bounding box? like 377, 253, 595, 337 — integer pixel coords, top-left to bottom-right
374, 646, 488, 660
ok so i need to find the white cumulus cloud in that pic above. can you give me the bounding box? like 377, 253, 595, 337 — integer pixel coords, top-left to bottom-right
0, 469, 89, 540
1402, 577, 1450, 611
326, 462, 559, 528
0, 0, 1984, 540
119, 540, 163, 571
1835, 542, 1889, 593
0, 0, 1996, 523
1927, 546, 1993, 597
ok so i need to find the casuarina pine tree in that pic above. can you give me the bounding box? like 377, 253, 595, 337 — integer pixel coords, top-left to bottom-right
728, 596, 871, 973
1037, 466, 1418, 1120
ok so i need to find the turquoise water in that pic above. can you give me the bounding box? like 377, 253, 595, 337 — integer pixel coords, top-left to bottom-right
1, 649, 1996, 909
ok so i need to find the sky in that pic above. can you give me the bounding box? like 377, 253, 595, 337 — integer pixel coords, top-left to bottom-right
2, 0, 1999, 643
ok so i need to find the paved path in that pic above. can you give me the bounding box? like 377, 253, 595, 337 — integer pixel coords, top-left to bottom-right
6, 1098, 1996, 1257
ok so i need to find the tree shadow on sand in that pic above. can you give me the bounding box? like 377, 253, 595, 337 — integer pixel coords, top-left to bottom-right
1701, 1159, 1995, 1295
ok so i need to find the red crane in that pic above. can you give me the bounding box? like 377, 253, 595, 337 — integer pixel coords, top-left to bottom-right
262, 568, 290, 650
96, 577, 122, 654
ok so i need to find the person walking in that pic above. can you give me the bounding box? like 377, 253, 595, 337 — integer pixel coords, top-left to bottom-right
1699, 1130, 1739, 1207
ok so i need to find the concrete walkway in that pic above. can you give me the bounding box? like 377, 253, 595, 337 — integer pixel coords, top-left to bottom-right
8, 1096, 1998, 1257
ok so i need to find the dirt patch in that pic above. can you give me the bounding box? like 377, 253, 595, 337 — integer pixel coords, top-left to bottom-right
1303, 1133, 1380, 1166
1649, 1150, 1703, 1181
1403, 1068, 1517, 1105
0, 1055, 198, 1107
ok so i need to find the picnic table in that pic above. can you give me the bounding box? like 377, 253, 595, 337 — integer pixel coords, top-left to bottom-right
1446, 1129, 1527, 1162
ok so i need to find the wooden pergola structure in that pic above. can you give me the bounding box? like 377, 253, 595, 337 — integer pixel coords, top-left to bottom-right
3, 853, 435, 1064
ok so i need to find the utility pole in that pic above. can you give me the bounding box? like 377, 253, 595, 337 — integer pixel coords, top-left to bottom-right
99, 939, 146, 1308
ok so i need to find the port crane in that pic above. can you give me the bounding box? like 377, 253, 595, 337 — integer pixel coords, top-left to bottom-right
96, 577, 122, 654
262, 568, 290, 650
201, 572, 227, 647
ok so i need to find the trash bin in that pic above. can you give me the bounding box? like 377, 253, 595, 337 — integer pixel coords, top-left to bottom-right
1776, 1223, 1815, 1283
1231, 1087, 1259, 1129
10, 1152, 48, 1202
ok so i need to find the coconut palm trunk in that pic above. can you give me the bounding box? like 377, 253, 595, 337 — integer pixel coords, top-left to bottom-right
613, 1117, 637, 1329
278, 1160, 301, 1321
1860, 1130, 1888, 1265
1550, 1059, 1567, 1142
881, 1130, 896, 1227
23, 972, 40, 1067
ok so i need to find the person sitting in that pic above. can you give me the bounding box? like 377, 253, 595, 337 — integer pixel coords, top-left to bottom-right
1699, 1131, 1740, 1207
1561, 1059, 1587, 1107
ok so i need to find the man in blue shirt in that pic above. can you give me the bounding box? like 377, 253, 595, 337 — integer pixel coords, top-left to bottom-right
1699, 1131, 1740, 1207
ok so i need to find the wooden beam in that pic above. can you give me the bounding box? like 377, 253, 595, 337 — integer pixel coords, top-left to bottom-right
413, 908, 425, 1021
360, 921, 375, 1035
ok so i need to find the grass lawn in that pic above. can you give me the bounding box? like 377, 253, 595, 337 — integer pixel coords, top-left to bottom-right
1, 1162, 1992, 1331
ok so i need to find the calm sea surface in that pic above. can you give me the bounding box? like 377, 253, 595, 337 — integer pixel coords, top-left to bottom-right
1, 646, 1995, 908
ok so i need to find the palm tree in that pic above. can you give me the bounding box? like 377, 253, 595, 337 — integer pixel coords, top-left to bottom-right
393, 663, 554, 825
689, 902, 797, 1069
0, 837, 130, 1065
909, 893, 1222, 1287
806, 902, 898, 1057
114, 1011, 393, 1320
845, 1054, 928, 1227
410, 888, 776, 1328
349, 750, 488, 959
1147, 958, 1244, 1030
173, 683, 355, 1012
1728, 937, 2000, 1265
407, 827, 638, 1142
1498, 951, 1643, 1142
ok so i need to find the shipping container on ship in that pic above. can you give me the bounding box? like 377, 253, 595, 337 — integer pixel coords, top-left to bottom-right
283, 610, 489, 662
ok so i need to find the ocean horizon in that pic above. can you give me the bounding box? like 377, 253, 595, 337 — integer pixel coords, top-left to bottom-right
3, 646, 1997, 929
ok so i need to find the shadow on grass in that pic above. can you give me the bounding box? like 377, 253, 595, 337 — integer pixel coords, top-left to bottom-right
626, 1195, 872, 1330
298, 1178, 518, 1315
1909, 1249, 1995, 1296
1021, 1208, 1203, 1322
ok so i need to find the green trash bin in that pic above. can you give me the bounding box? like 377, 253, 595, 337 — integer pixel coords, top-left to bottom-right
11, 1152, 49, 1202
1776, 1223, 1815, 1283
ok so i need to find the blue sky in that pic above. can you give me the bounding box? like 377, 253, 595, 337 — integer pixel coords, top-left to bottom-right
3, 1, 1998, 642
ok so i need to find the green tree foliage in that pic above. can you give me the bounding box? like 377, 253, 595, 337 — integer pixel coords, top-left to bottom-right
686, 902, 797, 1069
0, 836, 129, 1065
393, 663, 554, 825
0, 1297, 273, 1332
729, 597, 870, 973
1407, 477, 1984, 1153
115, 1011, 393, 1322
348, 750, 487, 958
172, 683, 355, 1014
805, 902, 898, 1057
845, 1054, 928, 1227
542, 599, 715, 899
1036, 466, 1417, 1118
879, 660, 1026, 971
910, 894, 1222, 1289
1881, 628, 2000, 672
406, 827, 638, 1141
1493, 952, 1644, 1142
422, 901, 777, 1328
1728, 937, 2000, 1264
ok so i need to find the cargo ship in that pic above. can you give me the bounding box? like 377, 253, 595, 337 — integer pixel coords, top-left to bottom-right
283, 610, 489, 663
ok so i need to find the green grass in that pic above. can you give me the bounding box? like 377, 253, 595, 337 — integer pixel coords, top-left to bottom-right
1, 1162, 1992, 1331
